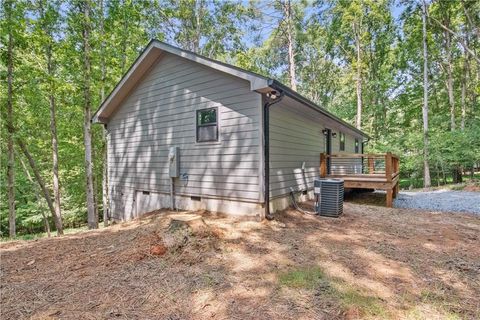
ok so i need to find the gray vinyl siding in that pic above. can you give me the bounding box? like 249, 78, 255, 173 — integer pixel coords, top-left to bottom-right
107, 53, 262, 219
269, 96, 363, 198
330, 133, 363, 175
269, 99, 323, 198
331, 130, 357, 153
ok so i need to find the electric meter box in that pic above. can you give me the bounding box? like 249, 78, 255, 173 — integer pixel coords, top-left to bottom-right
168, 146, 179, 178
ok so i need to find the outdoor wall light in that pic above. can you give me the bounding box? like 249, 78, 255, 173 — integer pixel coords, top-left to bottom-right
267, 90, 278, 100
322, 129, 329, 135
332, 132, 337, 138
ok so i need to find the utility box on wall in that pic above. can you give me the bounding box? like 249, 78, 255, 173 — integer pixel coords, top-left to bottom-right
168, 146, 179, 177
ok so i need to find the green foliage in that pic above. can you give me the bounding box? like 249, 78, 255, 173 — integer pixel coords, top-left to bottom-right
1, 0, 479, 236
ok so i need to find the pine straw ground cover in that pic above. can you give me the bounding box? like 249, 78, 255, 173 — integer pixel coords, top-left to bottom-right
1, 203, 479, 320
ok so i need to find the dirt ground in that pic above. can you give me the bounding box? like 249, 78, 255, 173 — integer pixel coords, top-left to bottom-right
1, 202, 479, 320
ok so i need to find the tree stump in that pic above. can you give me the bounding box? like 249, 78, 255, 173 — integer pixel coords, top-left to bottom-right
168, 214, 208, 234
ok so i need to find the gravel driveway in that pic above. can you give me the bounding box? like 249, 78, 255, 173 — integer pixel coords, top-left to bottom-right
394, 189, 480, 214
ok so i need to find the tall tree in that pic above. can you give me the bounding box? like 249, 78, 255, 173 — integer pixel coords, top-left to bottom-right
422, 0, 432, 188
99, 0, 109, 227
321, 0, 391, 131
329, 0, 368, 130
4, 0, 17, 237
162, 0, 255, 59
441, 3, 456, 131
461, 42, 469, 131
353, 6, 363, 129
79, 0, 97, 229
37, 0, 63, 234
283, 0, 297, 90
236, 0, 304, 90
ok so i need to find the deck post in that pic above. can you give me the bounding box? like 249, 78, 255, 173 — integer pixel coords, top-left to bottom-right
368, 156, 374, 174
385, 153, 393, 206
320, 153, 327, 178
385, 152, 392, 182
393, 182, 399, 198
386, 188, 393, 207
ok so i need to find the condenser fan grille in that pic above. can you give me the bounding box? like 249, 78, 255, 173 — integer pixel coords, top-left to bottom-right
314, 179, 344, 217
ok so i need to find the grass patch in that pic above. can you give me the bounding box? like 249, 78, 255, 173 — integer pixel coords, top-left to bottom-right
278, 266, 326, 289
411, 290, 464, 320
279, 266, 389, 318
339, 288, 389, 318
398, 290, 464, 320
405, 304, 463, 320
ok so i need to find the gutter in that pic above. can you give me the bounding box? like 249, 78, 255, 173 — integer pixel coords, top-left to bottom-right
263, 88, 285, 220
261, 80, 368, 220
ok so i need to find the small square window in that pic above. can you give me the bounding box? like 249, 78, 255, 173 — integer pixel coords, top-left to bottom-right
196, 108, 218, 142
339, 132, 345, 151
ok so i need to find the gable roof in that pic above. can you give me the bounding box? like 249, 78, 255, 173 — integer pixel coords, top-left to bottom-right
92, 39, 368, 138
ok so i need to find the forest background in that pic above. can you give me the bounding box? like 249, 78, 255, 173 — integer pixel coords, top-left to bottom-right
1, 0, 479, 237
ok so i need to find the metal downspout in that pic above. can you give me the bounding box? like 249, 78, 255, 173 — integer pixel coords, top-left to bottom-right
263, 89, 284, 220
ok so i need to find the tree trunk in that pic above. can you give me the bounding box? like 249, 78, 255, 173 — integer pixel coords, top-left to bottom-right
120, 0, 128, 73
354, 22, 363, 130
102, 130, 109, 227
444, 26, 456, 131
461, 60, 466, 131
461, 20, 472, 131
82, 0, 97, 229
443, 15, 462, 184
100, 0, 109, 227
284, 0, 297, 91
452, 168, 463, 183
15, 137, 62, 235
436, 161, 441, 187
5, 0, 16, 238
18, 153, 51, 237
47, 45, 64, 235
441, 160, 447, 185
193, 0, 203, 53
462, 3, 478, 113
41, 0, 64, 234
422, 0, 431, 188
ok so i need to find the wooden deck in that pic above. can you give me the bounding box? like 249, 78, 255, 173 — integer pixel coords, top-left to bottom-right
320, 152, 400, 207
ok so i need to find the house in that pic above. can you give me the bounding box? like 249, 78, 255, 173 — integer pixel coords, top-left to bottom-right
92, 40, 369, 221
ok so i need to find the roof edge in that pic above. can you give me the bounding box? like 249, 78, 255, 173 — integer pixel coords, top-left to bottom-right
269, 80, 369, 139
92, 39, 369, 140
92, 39, 158, 123
92, 39, 271, 123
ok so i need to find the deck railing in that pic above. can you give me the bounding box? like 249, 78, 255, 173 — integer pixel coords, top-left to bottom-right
320, 152, 400, 207
320, 152, 400, 182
